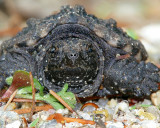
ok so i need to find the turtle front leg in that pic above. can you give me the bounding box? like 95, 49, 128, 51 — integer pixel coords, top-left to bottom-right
0, 49, 35, 89
100, 57, 160, 97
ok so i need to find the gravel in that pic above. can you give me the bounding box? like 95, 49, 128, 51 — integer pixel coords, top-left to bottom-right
1, 97, 160, 128
0, 111, 21, 128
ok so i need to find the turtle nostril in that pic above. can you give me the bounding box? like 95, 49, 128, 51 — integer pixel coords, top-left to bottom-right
68, 53, 78, 59
71, 53, 77, 57
67, 52, 79, 64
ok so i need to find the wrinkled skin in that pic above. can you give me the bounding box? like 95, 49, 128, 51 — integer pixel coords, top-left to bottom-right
0, 6, 160, 97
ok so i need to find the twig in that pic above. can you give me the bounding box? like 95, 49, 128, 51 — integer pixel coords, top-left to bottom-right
29, 72, 36, 121
80, 102, 99, 111
49, 90, 75, 113
64, 117, 95, 125
0, 98, 42, 103
3, 89, 18, 110
75, 94, 82, 104
22, 117, 28, 128
13, 104, 53, 114
47, 113, 128, 127
47, 113, 95, 125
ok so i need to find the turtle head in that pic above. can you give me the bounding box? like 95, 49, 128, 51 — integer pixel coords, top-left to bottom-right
37, 24, 104, 97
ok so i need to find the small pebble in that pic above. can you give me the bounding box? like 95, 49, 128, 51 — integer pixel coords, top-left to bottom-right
146, 106, 160, 121
140, 120, 159, 128
0, 111, 21, 127
106, 121, 124, 128
77, 110, 92, 120
114, 101, 129, 114
94, 109, 109, 118
108, 99, 117, 108
97, 98, 108, 108
74, 103, 82, 111
151, 90, 160, 106
21, 102, 32, 109
6, 120, 21, 128
0, 102, 17, 111
141, 99, 152, 105
65, 122, 83, 128
136, 109, 156, 120
105, 105, 114, 115
131, 124, 141, 128
48, 109, 56, 114
56, 108, 69, 115
32, 110, 55, 122
83, 105, 96, 112
39, 120, 58, 128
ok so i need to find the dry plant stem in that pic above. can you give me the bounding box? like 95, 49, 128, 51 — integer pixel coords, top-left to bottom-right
80, 102, 99, 111
49, 90, 75, 113
0, 98, 42, 103
47, 113, 95, 125
13, 104, 53, 114
3, 89, 18, 110
64, 117, 95, 125
29, 72, 36, 121
47, 113, 128, 127
75, 94, 82, 104
22, 117, 28, 128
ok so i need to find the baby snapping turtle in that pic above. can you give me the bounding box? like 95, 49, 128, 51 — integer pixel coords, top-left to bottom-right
0, 6, 160, 97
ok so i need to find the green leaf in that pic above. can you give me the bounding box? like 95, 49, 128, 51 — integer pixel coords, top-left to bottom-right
7, 70, 76, 110
16, 83, 76, 110
130, 105, 136, 110
126, 29, 138, 40
5, 76, 13, 85
17, 86, 32, 94
130, 104, 152, 110
30, 118, 39, 127
43, 94, 64, 109
33, 78, 44, 96
2, 70, 31, 99
60, 83, 68, 92
57, 84, 76, 108
16, 92, 64, 110
6, 73, 44, 96
140, 104, 152, 108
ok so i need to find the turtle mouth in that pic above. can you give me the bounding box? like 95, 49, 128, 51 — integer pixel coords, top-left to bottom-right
37, 24, 104, 97
44, 65, 98, 94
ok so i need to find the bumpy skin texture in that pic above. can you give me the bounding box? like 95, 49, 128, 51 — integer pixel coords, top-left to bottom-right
0, 6, 160, 97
